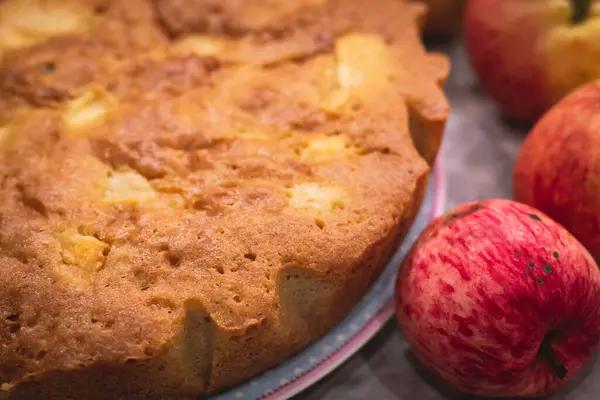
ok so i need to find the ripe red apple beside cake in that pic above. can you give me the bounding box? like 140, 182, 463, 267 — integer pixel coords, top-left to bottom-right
0, 0, 449, 399
514, 80, 600, 261
395, 200, 600, 397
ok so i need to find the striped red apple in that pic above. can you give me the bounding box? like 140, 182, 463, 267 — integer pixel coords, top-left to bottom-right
395, 199, 600, 396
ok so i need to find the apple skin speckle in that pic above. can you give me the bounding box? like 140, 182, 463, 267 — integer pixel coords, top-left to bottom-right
395, 199, 600, 397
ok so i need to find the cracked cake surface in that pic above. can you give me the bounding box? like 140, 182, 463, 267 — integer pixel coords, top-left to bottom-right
0, 0, 449, 398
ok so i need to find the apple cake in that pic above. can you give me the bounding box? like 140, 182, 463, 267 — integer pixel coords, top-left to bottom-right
0, 0, 449, 398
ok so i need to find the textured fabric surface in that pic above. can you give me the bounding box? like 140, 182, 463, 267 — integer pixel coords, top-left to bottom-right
295, 38, 600, 400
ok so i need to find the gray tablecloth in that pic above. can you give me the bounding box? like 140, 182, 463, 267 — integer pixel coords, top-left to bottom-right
293, 39, 600, 400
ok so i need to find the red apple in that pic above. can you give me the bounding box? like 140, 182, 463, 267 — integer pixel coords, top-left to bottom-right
464, 0, 600, 124
395, 199, 600, 397
513, 80, 600, 261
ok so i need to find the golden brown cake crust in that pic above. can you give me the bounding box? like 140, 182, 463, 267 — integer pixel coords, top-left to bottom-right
0, 0, 449, 398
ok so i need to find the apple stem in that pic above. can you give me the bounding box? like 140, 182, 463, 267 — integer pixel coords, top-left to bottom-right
539, 340, 568, 380
572, 0, 592, 24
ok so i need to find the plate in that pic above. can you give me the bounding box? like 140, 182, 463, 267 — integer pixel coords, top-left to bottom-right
210, 154, 447, 400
